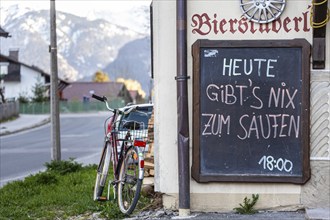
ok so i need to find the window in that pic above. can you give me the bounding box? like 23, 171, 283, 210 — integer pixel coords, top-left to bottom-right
0, 62, 9, 76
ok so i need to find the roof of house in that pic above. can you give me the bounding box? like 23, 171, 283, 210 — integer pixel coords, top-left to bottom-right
0, 27, 10, 38
62, 82, 127, 101
0, 53, 47, 75
0, 53, 70, 90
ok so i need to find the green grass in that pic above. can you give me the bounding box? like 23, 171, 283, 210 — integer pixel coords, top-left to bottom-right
0, 159, 151, 220
0, 115, 18, 124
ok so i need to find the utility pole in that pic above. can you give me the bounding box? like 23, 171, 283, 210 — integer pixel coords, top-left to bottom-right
50, 0, 61, 161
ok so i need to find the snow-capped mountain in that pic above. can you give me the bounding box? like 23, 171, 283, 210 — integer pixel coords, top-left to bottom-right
0, 4, 151, 90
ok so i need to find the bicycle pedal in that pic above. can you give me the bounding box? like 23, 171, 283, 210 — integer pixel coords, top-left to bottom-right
97, 196, 108, 201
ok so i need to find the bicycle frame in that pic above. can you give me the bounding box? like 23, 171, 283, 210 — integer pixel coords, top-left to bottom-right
105, 110, 131, 181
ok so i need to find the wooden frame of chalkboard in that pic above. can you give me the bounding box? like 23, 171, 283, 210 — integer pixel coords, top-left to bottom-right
191, 39, 311, 184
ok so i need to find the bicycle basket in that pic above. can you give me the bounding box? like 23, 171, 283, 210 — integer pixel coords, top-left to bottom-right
119, 121, 154, 144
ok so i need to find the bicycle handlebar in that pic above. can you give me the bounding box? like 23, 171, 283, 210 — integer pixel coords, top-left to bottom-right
92, 94, 107, 102
91, 93, 136, 115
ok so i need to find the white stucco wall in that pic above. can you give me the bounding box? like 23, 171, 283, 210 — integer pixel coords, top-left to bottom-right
153, 0, 330, 211
153, 0, 178, 194
4, 65, 45, 100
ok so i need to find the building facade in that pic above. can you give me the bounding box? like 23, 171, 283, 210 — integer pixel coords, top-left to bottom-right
0, 50, 69, 101
152, 0, 329, 212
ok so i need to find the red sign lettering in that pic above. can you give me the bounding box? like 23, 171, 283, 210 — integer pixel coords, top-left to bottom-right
191, 6, 311, 35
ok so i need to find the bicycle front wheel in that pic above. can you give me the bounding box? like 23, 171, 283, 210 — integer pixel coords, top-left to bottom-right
117, 147, 143, 215
93, 141, 112, 201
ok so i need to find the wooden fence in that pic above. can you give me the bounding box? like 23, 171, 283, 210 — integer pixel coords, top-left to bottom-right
0, 101, 19, 121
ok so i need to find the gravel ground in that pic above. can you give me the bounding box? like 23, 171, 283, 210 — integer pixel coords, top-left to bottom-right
126, 209, 306, 220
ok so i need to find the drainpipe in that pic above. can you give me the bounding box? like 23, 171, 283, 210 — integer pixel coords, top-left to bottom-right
175, 0, 190, 216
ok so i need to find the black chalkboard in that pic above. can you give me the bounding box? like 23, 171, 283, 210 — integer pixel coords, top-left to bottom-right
191, 39, 311, 184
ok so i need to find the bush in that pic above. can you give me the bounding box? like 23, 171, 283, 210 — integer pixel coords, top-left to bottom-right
18, 92, 30, 103
44, 158, 83, 175
34, 172, 58, 185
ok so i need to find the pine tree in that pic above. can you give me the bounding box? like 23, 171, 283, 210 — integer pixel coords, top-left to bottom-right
32, 78, 48, 102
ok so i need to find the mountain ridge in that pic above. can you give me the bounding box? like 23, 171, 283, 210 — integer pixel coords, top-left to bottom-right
1, 5, 151, 95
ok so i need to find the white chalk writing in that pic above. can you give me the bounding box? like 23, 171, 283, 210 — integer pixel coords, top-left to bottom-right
237, 114, 300, 140
202, 114, 230, 137
258, 155, 293, 172
222, 58, 277, 77
202, 79, 300, 140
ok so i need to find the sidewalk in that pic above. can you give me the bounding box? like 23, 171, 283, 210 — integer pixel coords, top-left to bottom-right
0, 114, 50, 136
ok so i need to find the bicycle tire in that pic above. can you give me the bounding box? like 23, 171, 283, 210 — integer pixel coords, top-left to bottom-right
117, 146, 143, 215
93, 141, 112, 201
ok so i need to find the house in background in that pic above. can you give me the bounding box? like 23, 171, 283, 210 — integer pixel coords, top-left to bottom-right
0, 49, 69, 101
0, 27, 11, 103
129, 90, 144, 104
62, 82, 133, 104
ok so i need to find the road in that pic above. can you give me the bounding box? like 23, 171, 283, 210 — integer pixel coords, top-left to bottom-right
0, 113, 110, 186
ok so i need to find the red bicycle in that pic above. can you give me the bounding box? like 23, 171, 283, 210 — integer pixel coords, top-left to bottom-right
92, 94, 151, 215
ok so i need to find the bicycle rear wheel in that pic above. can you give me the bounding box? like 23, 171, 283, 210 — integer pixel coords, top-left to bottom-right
117, 146, 143, 215
93, 141, 112, 201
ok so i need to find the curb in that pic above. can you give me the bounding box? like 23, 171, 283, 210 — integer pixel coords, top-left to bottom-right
0, 117, 50, 136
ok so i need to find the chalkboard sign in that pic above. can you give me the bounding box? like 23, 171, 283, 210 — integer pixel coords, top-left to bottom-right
191, 39, 311, 184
